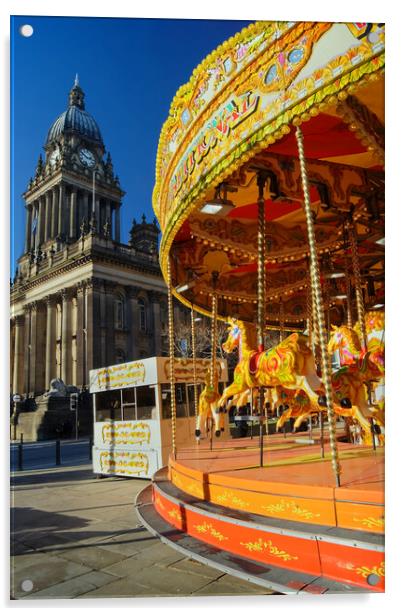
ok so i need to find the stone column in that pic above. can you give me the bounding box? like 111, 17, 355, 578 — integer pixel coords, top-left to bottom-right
45, 295, 56, 389
23, 305, 31, 396
70, 188, 77, 239
86, 278, 102, 373
115, 203, 121, 243
58, 183, 65, 237
107, 200, 113, 237
86, 191, 92, 223
127, 286, 140, 360
44, 191, 52, 242
12, 315, 25, 395
38, 196, 46, 246
95, 197, 100, 233
61, 288, 71, 384
104, 201, 111, 232
29, 302, 38, 396
51, 186, 59, 238
24, 204, 32, 253
76, 282, 86, 388
34, 201, 41, 249
99, 281, 107, 367
104, 281, 116, 365
150, 292, 162, 356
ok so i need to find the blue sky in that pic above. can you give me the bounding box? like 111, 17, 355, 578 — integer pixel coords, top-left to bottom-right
10, 15, 252, 270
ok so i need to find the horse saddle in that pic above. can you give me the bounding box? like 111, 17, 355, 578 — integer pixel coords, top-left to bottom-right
249, 351, 263, 375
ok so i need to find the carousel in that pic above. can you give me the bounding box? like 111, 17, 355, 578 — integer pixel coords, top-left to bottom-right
136, 21, 385, 594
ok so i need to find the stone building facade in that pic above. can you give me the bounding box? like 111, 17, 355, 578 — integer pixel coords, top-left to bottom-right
10, 78, 182, 438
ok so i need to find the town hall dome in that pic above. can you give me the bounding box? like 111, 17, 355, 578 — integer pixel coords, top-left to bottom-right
46, 76, 103, 146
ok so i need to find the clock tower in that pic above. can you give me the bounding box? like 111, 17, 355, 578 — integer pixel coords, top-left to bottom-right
24, 74, 123, 248
10, 77, 176, 440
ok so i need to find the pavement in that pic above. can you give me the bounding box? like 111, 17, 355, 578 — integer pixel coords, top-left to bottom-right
10, 464, 275, 600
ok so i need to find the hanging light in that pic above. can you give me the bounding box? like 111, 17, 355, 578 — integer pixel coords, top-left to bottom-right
321, 255, 345, 279
200, 183, 236, 215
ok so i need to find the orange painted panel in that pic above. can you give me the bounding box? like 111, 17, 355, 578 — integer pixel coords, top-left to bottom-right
207, 481, 337, 526
152, 484, 384, 591
170, 465, 337, 527
319, 540, 384, 592
335, 500, 385, 534
153, 485, 322, 576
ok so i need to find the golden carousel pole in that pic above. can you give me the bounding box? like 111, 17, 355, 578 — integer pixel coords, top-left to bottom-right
307, 259, 325, 457
279, 298, 284, 343
191, 304, 199, 443
344, 254, 353, 329
167, 256, 177, 459
209, 277, 218, 450
295, 126, 341, 487
347, 218, 376, 450
257, 171, 267, 466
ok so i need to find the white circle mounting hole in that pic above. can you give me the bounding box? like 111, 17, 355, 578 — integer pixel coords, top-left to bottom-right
21, 579, 34, 592
19, 25, 34, 38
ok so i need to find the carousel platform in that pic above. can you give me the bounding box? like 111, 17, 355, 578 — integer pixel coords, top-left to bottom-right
136, 431, 384, 594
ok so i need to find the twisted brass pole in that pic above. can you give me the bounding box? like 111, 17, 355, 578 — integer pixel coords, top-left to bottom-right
295, 126, 341, 487
210, 292, 218, 389
344, 254, 353, 328
279, 298, 284, 343
191, 305, 199, 422
257, 175, 266, 350
348, 221, 367, 348
348, 219, 376, 449
306, 279, 317, 356
167, 257, 177, 458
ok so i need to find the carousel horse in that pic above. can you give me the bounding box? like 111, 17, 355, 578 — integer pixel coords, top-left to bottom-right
328, 322, 385, 426
285, 317, 386, 437
195, 368, 222, 439
220, 319, 376, 436
219, 319, 324, 414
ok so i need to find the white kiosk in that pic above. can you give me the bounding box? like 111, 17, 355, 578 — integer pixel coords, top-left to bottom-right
90, 356, 228, 478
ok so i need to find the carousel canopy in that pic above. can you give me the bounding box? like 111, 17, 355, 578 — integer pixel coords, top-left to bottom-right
153, 21, 384, 329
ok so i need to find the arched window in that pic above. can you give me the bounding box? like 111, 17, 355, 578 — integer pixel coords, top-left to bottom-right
138, 298, 147, 331
114, 295, 125, 329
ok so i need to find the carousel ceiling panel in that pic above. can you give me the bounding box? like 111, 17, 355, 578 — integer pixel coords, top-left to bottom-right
267, 114, 367, 159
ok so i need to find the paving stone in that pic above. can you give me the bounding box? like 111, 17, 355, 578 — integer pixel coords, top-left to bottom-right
23, 576, 98, 599
136, 542, 185, 566
118, 565, 214, 595
57, 545, 128, 570
101, 554, 157, 577
192, 575, 272, 596
167, 557, 224, 580
78, 575, 153, 598
11, 556, 92, 599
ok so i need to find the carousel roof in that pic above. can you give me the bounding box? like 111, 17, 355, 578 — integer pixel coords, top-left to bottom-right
153, 21, 385, 329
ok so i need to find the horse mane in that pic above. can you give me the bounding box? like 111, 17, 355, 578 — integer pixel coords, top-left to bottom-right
332, 325, 363, 355
236, 320, 258, 350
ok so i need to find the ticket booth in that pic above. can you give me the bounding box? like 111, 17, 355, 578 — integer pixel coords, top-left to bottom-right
90, 356, 228, 478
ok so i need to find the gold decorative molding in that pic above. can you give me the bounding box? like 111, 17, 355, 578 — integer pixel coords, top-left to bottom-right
193, 522, 228, 542
240, 538, 299, 561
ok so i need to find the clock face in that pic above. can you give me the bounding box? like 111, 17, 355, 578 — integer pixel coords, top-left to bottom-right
49, 147, 60, 166
79, 148, 96, 168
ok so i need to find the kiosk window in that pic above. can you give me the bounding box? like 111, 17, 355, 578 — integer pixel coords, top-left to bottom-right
122, 388, 136, 420
136, 386, 156, 420
95, 390, 122, 422
122, 388, 136, 404
176, 383, 187, 418
187, 385, 196, 417
161, 384, 171, 419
